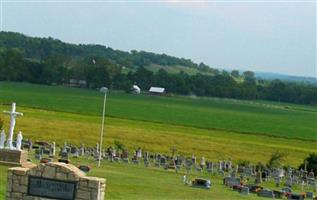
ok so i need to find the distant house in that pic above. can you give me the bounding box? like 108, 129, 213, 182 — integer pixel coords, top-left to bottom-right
130, 85, 141, 94
68, 79, 87, 88
149, 87, 165, 95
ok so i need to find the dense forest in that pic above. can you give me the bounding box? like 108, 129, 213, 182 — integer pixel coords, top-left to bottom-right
0, 31, 316, 105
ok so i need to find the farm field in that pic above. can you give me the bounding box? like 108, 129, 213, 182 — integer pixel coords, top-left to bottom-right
0, 105, 314, 166
0, 81, 316, 199
0, 82, 316, 141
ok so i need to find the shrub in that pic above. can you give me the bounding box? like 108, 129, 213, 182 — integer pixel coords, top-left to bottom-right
0, 117, 3, 130
267, 151, 286, 169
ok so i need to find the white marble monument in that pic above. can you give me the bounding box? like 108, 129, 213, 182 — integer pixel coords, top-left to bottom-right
3, 102, 23, 150
0, 130, 6, 148
0, 103, 31, 167
16, 131, 23, 151
51, 141, 56, 157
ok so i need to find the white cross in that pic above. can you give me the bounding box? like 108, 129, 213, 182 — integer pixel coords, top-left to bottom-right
3, 102, 23, 150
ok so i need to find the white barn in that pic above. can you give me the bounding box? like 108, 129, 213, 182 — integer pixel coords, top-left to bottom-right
149, 87, 165, 95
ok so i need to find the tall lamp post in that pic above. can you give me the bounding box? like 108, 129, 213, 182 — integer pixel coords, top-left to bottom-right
98, 87, 108, 167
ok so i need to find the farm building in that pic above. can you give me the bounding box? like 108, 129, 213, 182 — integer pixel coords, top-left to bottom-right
149, 87, 165, 95
67, 79, 87, 88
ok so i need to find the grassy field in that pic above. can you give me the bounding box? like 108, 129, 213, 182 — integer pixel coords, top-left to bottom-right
145, 64, 214, 75
0, 105, 315, 167
0, 81, 316, 199
0, 82, 316, 141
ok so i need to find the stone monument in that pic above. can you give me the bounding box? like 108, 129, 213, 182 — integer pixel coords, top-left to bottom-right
16, 131, 23, 151
3, 102, 23, 150
6, 162, 106, 200
0, 103, 31, 167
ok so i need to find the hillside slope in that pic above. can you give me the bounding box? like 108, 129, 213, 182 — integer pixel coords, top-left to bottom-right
0, 31, 214, 74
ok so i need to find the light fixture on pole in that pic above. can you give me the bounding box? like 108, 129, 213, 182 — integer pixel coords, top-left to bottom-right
98, 86, 108, 167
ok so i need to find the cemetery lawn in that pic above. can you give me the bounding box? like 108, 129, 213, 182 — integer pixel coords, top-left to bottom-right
0, 160, 305, 200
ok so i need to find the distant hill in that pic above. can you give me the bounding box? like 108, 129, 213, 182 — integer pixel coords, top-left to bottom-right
0, 31, 215, 75
2, 31, 314, 84
255, 72, 317, 85
1, 31, 316, 105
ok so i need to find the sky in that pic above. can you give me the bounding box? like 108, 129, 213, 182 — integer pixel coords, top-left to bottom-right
0, 0, 316, 77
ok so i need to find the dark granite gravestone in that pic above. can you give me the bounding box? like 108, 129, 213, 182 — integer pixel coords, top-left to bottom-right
258, 189, 275, 198
287, 193, 305, 200
78, 165, 91, 173
240, 186, 250, 195
223, 177, 241, 187
58, 159, 70, 164
306, 192, 314, 199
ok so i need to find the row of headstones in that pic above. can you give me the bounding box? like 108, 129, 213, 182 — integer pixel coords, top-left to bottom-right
30, 141, 314, 177
224, 176, 315, 199
28, 141, 316, 189
30, 141, 235, 172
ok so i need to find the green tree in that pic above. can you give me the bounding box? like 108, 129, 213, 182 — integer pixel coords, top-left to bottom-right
243, 70, 255, 81
267, 151, 286, 169
231, 70, 240, 78
298, 153, 317, 175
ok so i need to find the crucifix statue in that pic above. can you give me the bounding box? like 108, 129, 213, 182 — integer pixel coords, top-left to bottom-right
3, 103, 23, 150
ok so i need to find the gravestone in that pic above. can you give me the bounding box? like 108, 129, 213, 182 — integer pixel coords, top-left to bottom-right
281, 187, 292, 193
49, 142, 56, 157
306, 192, 314, 199
61, 150, 69, 160
6, 162, 106, 200
255, 171, 262, 184
206, 161, 213, 173
121, 150, 129, 163
273, 190, 283, 198
285, 177, 293, 187
79, 144, 85, 156
78, 165, 91, 173
308, 171, 315, 179
34, 149, 42, 160
136, 147, 142, 159
307, 178, 316, 188
258, 189, 275, 198
240, 186, 250, 195
223, 177, 241, 187
287, 193, 305, 200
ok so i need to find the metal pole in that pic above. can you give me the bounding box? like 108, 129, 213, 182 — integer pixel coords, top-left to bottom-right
98, 91, 107, 167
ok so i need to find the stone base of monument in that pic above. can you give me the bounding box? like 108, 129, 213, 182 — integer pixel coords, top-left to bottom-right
0, 149, 34, 167
6, 162, 106, 200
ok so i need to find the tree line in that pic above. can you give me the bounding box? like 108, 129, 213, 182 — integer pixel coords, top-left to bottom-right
0, 47, 316, 105
0, 31, 203, 72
